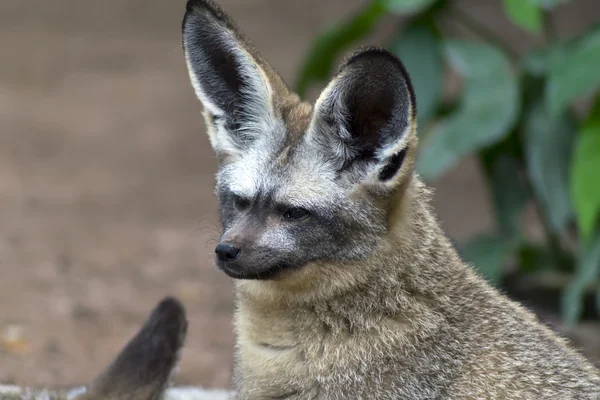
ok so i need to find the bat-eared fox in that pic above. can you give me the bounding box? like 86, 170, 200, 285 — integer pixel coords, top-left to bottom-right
181, 0, 600, 399
2, 1, 599, 399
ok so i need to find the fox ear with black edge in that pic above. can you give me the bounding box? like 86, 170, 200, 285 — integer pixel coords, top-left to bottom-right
76, 297, 188, 400
308, 47, 418, 190
182, 0, 286, 158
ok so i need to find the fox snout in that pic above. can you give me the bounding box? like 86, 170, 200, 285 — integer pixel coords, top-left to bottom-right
215, 216, 255, 268
213, 217, 304, 280
215, 242, 241, 262
212, 199, 300, 279
214, 238, 284, 280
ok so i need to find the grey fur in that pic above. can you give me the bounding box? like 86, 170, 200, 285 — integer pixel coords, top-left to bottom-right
0, 297, 189, 400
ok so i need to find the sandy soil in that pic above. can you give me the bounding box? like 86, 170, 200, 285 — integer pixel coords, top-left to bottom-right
0, 0, 598, 390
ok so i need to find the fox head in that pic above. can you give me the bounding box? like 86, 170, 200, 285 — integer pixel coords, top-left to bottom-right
182, 0, 418, 284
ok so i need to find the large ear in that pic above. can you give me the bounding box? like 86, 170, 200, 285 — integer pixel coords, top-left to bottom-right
76, 297, 188, 400
308, 47, 417, 187
182, 0, 285, 157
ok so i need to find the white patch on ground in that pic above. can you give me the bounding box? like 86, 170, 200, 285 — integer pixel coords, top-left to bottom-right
165, 387, 232, 400
0, 385, 233, 400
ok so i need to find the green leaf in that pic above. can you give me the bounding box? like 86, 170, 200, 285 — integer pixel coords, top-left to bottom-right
503, 0, 542, 34
389, 23, 442, 126
518, 242, 556, 273
523, 101, 577, 233
382, 0, 436, 14
522, 43, 566, 78
462, 234, 520, 284
526, 0, 569, 9
562, 227, 600, 325
480, 145, 530, 236
571, 98, 600, 240
293, 1, 386, 96
546, 26, 600, 115
417, 41, 520, 180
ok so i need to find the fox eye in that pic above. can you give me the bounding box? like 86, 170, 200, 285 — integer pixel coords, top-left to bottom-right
282, 207, 310, 221
233, 195, 250, 211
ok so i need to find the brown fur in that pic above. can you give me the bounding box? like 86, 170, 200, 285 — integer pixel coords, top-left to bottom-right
181, 1, 600, 399
234, 179, 600, 399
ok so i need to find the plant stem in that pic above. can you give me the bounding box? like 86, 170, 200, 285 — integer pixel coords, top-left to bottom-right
519, 146, 570, 272
448, 6, 520, 61
505, 113, 569, 272
542, 10, 558, 44
538, 209, 569, 271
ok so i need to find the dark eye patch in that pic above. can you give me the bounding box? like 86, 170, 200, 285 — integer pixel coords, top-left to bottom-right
232, 194, 251, 210
282, 207, 311, 221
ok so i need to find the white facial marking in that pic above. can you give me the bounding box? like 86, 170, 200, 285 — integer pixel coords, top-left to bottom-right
255, 226, 295, 250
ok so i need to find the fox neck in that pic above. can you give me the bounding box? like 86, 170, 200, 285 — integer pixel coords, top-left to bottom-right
235, 176, 472, 324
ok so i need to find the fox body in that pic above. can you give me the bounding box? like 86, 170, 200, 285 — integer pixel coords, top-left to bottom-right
181, 1, 600, 399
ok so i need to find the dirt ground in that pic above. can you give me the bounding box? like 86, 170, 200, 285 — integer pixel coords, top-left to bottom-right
0, 0, 599, 390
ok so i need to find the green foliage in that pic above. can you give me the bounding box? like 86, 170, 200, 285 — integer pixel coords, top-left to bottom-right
503, 0, 542, 34
382, 0, 437, 14
417, 40, 519, 180
571, 98, 600, 240
297, 0, 600, 324
462, 234, 520, 284
527, 0, 569, 9
480, 146, 530, 237
389, 23, 442, 126
546, 26, 600, 116
563, 227, 600, 325
294, 1, 387, 97
523, 102, 577, 232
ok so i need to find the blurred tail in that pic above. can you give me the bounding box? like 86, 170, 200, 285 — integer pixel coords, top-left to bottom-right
78, 297, 188, 400
0, 298, 235, 399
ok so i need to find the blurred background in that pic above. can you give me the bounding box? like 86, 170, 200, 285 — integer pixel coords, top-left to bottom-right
0, 0, 599, 390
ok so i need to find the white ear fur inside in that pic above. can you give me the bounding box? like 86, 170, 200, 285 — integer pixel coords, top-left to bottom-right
184, 50, 225, 118
305, 76, 356, 167
375, 120, 415, 161
183, 34, 276, 155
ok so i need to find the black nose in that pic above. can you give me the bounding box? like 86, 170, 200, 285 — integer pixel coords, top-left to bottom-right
215, 243, 241, 262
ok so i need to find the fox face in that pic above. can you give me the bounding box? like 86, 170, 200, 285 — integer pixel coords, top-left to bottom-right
183, 0, 418, 282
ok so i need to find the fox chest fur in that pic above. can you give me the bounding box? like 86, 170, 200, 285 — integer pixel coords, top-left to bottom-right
233, 285, 458, 400
231, 259, 600, 400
